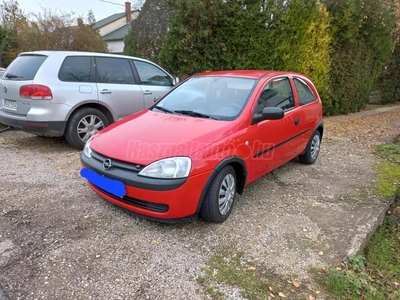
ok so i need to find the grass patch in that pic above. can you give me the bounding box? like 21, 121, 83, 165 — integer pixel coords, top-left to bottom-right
197, 251, 320, 299
317, 138, 400, 299
375, 143, 400, 197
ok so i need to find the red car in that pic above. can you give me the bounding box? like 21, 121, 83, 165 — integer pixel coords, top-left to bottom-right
80, 70, 323, 223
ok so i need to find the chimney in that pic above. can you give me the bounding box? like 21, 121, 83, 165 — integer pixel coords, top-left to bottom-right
125, 2, 131, 23
77, 17, 83, 26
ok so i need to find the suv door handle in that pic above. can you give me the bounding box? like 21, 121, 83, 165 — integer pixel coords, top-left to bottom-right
143, 90, 152, 95
100, 89, 112, 95
294, 118, 300, 126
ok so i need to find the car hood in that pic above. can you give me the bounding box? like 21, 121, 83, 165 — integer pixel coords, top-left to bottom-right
91, 110, 236, 165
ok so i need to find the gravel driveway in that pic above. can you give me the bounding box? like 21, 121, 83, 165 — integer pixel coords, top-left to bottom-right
1, 106, 399, 299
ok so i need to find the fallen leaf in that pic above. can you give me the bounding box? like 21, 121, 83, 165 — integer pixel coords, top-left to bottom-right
315, 290, 320, 294
318, 251, 324, 256
278, 292, 286, 298
292, 280, 300, 288
248, 266, 256, 271
336, 267, 342, 271
83, 214, 89, 219
270, 293, 275, 298
269, 286, 273, 291
151, 240, 158, 245
308, 296, 315, 300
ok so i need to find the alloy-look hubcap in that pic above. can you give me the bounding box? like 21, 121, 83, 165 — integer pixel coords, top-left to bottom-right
310, 134, 321, 160
218, 173, 236, 215
77, 115, 105, 143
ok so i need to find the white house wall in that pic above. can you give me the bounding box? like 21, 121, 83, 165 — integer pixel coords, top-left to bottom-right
107, 41, 125, 54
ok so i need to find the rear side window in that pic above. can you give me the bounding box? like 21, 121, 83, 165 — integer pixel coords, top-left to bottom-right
294, 78, 316, 105
3, 55, 47, 80
133, 60, 172, 86
95, 57, 135, 84
59, 56, 92, 82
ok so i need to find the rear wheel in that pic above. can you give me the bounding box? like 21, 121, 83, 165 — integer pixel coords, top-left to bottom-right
200, 165, 236, 223
65, 108, 109, 149
298, 130, 321, 164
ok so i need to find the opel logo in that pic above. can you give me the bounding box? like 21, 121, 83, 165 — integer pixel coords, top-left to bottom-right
3, 85, 7, 94
103, 159, 112, 170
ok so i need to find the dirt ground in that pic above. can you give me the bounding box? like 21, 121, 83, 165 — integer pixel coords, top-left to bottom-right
0, 105, 399, 300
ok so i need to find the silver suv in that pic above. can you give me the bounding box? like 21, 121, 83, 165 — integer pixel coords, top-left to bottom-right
0, 51, 177, 149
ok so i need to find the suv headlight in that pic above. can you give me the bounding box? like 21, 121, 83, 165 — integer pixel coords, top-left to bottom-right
138, 157, 191, 179
83, 136, 93, 158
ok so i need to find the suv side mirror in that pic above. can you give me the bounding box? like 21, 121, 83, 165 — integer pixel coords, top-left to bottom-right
172, 76, 179, 86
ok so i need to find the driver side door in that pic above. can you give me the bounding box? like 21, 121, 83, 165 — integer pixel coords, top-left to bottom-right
246, 77, 299, 182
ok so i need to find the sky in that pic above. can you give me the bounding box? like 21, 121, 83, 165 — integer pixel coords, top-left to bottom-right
16, 0, 145, 22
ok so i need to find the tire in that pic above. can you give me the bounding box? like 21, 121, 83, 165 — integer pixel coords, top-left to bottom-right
65, 108, 109, 150
200, 165, 237, 223
298, 130, 321, 164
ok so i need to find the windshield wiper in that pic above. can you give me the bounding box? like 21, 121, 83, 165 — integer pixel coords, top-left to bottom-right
4, 73, 24, 79
175, 110, 217, 120
154, 105, 175, 114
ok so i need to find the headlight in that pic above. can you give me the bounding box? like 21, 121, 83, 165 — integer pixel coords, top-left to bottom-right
138, 157, 191, 179
83, 136, 93, 158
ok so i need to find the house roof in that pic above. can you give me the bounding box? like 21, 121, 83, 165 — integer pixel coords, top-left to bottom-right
93, 9, 140, 30
102, 23, 131, 41
93, 12, 126, 29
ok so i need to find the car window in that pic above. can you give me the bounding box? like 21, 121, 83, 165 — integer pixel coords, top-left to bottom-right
2, 55, 47, 80
254, 77, 294, 118
294, 77, 316, 105
96, 57, 135, 84
58, 56, 92, 82
154, 76, 255, 121
133, 60, 172, 86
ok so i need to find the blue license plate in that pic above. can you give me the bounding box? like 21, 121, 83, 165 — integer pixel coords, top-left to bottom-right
80, 168, 126, 198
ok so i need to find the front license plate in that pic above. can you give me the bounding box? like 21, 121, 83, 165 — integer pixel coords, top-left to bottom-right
80, 168, 126, 198
4, 99, 17, 109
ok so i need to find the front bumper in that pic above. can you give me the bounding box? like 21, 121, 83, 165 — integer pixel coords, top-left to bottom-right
81, 153, 213, 221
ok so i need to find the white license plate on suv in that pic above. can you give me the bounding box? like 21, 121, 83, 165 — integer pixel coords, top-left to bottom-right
4, 99, 17, 109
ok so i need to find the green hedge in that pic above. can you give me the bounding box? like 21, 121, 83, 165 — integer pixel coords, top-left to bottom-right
125, 0, 399, 115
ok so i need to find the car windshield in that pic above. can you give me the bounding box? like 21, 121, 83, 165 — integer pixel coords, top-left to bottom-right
152, 76, 256, 121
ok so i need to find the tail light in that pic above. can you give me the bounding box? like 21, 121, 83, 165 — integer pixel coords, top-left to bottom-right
20, 84, 53, 100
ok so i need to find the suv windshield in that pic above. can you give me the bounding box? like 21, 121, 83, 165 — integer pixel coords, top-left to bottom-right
153, 76, 256, 121
3, 54, 47, 80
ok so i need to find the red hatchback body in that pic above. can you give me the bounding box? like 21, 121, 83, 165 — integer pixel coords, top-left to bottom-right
80, 70, 323, 223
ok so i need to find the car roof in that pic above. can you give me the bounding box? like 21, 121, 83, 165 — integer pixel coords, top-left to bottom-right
17, 50, 151, 63
195, 70, 307, 80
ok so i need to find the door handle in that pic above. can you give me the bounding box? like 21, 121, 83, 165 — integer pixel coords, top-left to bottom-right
143, 90, 153, 95
294, 118, 300, 126
100, 89, 111, 95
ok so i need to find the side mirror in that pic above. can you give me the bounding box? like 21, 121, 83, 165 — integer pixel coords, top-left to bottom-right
172, 76, 179, 86
262, 107, 284, 120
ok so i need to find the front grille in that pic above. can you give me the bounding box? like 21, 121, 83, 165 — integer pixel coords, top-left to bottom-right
93, 184, 169, 213
91, 151, 144, 172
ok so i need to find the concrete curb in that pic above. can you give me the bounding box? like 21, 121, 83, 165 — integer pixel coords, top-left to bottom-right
347, 193, 398, 256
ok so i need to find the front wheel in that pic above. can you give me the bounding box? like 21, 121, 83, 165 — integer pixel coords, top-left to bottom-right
298, 130, 321, 164
200, 165, 237, 223
65, 108, 109, 149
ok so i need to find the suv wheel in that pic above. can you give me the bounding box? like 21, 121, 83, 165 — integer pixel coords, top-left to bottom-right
65, 108, 109, 149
